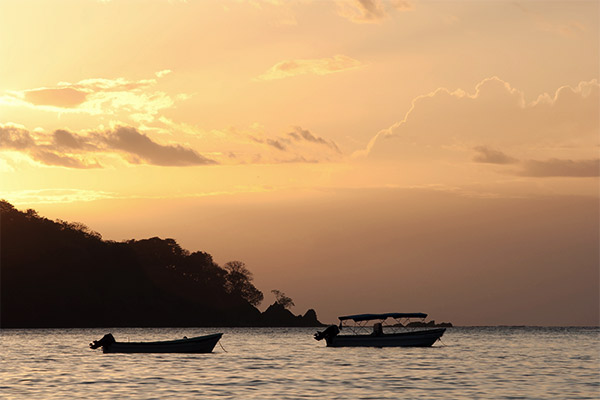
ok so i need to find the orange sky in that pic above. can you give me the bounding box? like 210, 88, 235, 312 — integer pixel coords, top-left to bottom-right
1, 0, 598, 325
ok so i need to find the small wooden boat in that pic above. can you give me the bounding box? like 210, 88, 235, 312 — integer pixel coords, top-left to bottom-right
315, 313, 445, 347
90, 332, 223, 354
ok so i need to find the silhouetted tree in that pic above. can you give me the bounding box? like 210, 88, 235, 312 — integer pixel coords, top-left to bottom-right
224, 261, 264, 306
56, 219, 102, 240
271, 289, 295, 309
127, 237, 189, 271
176, 251, 227, 290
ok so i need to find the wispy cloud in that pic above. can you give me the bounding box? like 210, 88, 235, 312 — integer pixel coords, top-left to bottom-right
288, 126, 341, 154
473, 146, 517, 165
155, 69, 172, 78
335, 0, 413, 24
246, 126, 342, 164
471, 148, 597, 178
257, 55, 363, 81
0, 188, 116, 205
519, 158, 599, 178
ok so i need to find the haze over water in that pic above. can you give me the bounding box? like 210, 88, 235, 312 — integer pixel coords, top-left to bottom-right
2, 327, 598, 399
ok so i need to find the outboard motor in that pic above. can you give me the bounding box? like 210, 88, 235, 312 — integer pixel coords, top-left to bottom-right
90, 333, 116, 349
314, 325, 340, 341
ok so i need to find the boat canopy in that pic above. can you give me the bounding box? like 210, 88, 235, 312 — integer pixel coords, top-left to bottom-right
338, 313, 427, 322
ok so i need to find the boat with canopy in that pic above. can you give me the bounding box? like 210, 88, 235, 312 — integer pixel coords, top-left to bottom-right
314, 312, 445, 347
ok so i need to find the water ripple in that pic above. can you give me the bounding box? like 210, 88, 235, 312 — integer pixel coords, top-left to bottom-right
0, 327, 598, 399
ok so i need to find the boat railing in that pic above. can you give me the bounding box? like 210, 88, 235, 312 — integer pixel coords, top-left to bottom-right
340, 316, 428, 335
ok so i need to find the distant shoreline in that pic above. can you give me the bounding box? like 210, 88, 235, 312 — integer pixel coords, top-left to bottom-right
2, 325, 598, 330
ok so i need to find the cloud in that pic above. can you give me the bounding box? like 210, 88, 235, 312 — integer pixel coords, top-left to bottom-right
335, 0, 413, 24
266, 138, 287, 151
364, 77, 599, 176
473, 146, 517, 164
288, 126, 341, 153
155, 69, 172, 78
0, 124, 35, 150
71, 77, 156, 92
130, 118, 342, 165
23, 87, 88, 107
0, 124, 217, 168
519, 159, 599, 178
53, 129, 97, 151
31, 150, 98, 169
0, 124, 100, 169
243, 126, 342, 164
257, 55, 363, 81
1, 188, 115, 204
473, 146, 599, 177
250, 135, 289, 151
102, 126, 216, 166
2, 72, 177, 123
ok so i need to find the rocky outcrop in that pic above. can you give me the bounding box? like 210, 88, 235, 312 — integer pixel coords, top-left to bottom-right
259, 302, 325, 327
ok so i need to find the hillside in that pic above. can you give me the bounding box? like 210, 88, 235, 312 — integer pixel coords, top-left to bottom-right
0, 201, 322, 328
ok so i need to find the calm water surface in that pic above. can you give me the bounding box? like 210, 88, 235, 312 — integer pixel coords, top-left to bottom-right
1, 327, 598, 399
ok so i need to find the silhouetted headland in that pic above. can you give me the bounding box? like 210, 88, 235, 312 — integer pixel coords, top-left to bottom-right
260, 302, 322, 327
0, 201, 324, 328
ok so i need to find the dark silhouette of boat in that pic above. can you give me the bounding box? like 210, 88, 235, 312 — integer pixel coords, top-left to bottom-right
314, 313, 445, 347
90, 333, 223, 353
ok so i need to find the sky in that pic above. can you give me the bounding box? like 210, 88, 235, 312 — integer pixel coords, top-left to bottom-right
0, 0, 598, 326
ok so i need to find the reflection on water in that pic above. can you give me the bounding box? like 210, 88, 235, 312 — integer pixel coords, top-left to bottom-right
1, 327, 598, 399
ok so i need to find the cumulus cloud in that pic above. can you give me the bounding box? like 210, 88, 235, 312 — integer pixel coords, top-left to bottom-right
519, 158, 599, 178
257, 55, 363, 81
364, 77, 599, 179
0, 124, 216, 168
335, 0, 413, 24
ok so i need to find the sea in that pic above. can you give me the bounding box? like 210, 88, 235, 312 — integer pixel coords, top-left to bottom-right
1, 327, 598, 399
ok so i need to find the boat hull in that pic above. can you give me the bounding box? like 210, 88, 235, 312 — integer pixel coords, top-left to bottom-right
325, 328, 445, 348
102, 333, 223, 354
